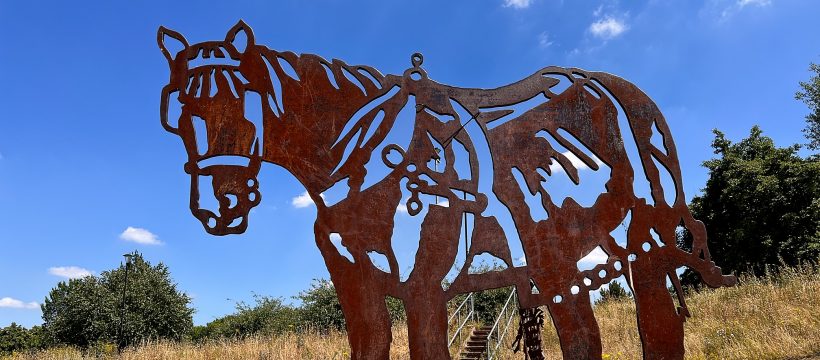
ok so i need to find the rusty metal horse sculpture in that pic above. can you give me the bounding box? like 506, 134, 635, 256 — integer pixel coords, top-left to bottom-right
158, 21, 735, 359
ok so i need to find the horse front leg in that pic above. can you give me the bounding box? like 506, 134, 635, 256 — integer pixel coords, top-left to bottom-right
404, 290, 450, 359
544, 286, 603, 359
333, 271, 394, 360
631, 263, 685, 360
314, 227, 393, 360
403, 205, 463, 360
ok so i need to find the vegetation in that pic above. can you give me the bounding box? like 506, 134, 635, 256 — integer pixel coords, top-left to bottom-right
796, 62, 820, 150
40, 252, 193, 348
7, 264, 820, 359
192, 278, 406, 341
0, 324, 45, 356
595, 282, 631, 305
680, 126, 820, 284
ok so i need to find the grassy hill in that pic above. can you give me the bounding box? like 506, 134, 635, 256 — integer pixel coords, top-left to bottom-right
7, 265, 820, 360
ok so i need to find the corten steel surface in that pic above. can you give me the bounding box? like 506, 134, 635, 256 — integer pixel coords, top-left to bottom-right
158, 21, 737, 360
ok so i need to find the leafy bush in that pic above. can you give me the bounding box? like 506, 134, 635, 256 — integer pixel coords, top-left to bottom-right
0, 323, 47, 355
196, 278, 406, 340
193, 295, 299, 340
41, 252, 193, 348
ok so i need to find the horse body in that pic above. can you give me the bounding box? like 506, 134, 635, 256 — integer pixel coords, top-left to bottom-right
158, 21, 735, 360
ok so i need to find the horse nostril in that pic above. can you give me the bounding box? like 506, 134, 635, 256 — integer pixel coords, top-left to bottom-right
225, 194, 238, 208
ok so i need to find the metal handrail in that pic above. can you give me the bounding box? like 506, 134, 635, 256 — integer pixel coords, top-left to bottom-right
447, 292, 475, 347
486, 289, 517, 360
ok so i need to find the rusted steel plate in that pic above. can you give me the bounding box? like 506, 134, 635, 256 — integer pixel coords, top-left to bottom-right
158, 21, 736, 359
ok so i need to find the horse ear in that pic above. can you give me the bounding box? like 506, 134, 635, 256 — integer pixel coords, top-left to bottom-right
158, 26, 189, 64
226, 20, 255, 54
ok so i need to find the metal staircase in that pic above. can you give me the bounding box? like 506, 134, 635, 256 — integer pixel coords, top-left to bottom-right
459, 325, 493, 359
448, 292, 476, 349
448, 288, 518, 360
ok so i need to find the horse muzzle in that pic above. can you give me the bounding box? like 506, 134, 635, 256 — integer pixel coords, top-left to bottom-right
186, 157, 262, 236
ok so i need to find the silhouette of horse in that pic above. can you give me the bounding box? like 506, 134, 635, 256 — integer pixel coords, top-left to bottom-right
158, 21, 735, 360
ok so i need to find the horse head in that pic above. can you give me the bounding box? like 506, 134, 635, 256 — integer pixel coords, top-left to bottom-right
157, 21, 269, 235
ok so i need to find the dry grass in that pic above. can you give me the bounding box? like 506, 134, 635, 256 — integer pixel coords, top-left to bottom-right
8, 266, 820, 360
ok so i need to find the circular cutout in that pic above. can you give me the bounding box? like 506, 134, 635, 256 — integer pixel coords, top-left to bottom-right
642, 242, 651, 252
583, 277, 592, 286
247, 178, 257, 188
570, 286, 580, 295
410, 71, 422, 81
407, 163, 417, 172
207, 217, 217, 229
408, 201, 420, 213
381, 144, 406, 168
598, 269, 607, 278
614, 261, 622, 271
248, 191, 257, 202
628, 253, 637, 262
411, 53, 423, 67
552, 295, 563, 304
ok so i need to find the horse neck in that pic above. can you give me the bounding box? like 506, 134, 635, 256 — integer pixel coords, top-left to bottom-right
256, 47, 402, 194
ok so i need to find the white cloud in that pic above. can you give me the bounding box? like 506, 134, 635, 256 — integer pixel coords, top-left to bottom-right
291, 191, 314, 208
119, 227, 162, 245
436, 199, 449, 208
517, 255, 527, 266
49, 266, 93, 279
0, 297, 39, 310
538, 32, 554, 48
503, 0, 532, 9
397, 202, 408, 213
291, 191, 324, 208
589, 17, 628, 40
714, 0, 772, 21
578, 247, 609, 266
737, 0, 771, 8
549, 151, 604, 174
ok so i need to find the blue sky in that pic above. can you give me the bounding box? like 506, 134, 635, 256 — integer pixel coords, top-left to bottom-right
1, 0, 818, 328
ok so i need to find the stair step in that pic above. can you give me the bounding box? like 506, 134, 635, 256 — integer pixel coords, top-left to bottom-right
460, 353, 484, 359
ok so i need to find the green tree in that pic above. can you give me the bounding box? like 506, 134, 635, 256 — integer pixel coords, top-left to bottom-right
681, 127, 820, 284
595, 282, 631, 305
41, 252, 194, 347
40, 276, 116, 347
796, 62, 820, 150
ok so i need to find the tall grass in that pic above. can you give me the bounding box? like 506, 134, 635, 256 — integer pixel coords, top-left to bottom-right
8, 265, 820, 359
